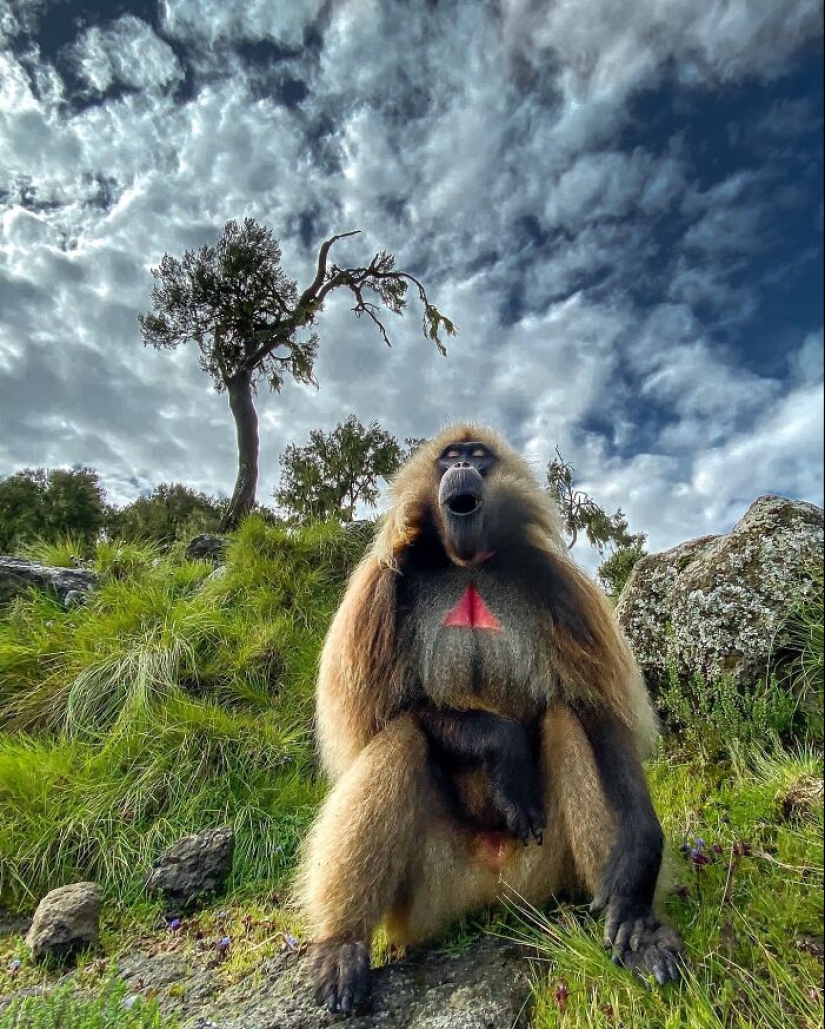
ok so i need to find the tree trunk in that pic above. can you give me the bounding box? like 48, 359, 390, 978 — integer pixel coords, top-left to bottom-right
219, 371, 260, 531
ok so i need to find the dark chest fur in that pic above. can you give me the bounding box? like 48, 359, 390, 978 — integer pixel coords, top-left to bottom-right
395, 542, 560, 719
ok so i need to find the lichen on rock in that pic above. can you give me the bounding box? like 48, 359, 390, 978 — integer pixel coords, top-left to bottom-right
616, 495, 824, 697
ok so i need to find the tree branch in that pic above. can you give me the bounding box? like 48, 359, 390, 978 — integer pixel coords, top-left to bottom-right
297, 230, 361, 311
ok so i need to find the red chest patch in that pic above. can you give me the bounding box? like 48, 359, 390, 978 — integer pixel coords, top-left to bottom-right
443, 584, 501, 630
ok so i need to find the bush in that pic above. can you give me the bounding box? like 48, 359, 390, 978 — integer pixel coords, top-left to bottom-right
106, 484, 225, 547
658, 665, 802, 760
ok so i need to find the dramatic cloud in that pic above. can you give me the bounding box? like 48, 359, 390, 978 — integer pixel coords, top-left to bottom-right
0, 0, 822, 564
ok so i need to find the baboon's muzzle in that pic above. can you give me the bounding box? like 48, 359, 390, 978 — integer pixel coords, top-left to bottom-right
438, 465, 487, 563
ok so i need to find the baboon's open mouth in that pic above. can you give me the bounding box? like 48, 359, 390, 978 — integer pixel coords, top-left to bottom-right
447, 494, 482, 516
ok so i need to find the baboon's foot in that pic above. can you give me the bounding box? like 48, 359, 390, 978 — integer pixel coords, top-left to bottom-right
311, 938, 371, 1015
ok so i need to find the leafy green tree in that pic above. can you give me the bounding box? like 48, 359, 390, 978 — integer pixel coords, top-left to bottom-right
546, 448, 647, 594
42, 468, 106, 542
275, 417, 404, 522
107, 483, 224, 545
0, 470, 47, 551
0, 467, 105, 552
597, 541, 648, 598
546, 448, 642, 552
139, 219, 454, 531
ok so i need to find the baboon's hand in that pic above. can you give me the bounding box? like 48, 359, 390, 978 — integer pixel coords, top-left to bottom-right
311, 939, 371, 1015
590, 893, 685, 985
486, 723, 545, 845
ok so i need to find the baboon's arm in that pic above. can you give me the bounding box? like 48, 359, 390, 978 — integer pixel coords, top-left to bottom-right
417, 704, 545, 844
576, 706, 682, 983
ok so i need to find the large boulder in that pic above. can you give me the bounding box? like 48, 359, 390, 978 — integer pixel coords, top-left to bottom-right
185, 535, 228, 563
146, 827, 235, 914
25, 882, 102, 964
0, 557, 98, 608
616, 495, 824, 695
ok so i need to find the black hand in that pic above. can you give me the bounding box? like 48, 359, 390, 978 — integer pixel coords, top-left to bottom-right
418, 705, 545, 844
485, 725, 545, 845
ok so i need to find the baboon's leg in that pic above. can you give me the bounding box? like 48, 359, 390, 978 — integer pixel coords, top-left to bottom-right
298, 713, 450, 1013
298, 713, 429, 943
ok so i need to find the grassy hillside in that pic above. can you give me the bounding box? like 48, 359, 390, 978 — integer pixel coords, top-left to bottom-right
0, 518, 366, 909
0, 519, 821, 1028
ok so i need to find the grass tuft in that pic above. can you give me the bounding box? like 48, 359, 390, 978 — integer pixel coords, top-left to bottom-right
0, 976, 177, 1028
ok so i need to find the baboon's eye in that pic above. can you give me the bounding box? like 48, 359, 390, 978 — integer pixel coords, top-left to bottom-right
472, 448, 486, 458
446, 449, 460, 459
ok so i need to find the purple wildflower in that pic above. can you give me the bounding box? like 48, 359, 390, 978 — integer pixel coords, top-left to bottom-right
284, 932, 299, 951
168, 918, 182, 932
217, 936, 231, 951
9, 959, 21, 974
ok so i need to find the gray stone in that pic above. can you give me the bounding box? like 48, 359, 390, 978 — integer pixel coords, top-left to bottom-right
25, 882, 101, 964
616, 495, 824, 695
146, 827, 235, 913
185, 535, 228, 563
0, 557, 98, 607
118, 936, 531, 1029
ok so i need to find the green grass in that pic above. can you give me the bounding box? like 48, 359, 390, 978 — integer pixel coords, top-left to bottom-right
0, 976, 177, 1028
0, 516, 363, 909
514, 744, 823, 1029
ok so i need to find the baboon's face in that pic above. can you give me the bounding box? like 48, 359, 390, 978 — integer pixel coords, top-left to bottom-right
435, 440, 497, 565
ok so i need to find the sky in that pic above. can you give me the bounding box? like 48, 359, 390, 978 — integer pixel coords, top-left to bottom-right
0, 0, 823, 564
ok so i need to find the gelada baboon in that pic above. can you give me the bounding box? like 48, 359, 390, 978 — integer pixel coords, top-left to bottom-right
296, 424, 683, 1014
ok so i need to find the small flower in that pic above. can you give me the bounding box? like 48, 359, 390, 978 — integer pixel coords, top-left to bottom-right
690, 849, 710, 866
553, 979, 569, 1013
217, 936, 231, 952
9, 959, 21, 975
217, 910, 228, 921
123, 995, 140, 1011
283, 932, 299, 951
694, 837, 706, 850
712, 843, 724, 855
168, 918, 182, 932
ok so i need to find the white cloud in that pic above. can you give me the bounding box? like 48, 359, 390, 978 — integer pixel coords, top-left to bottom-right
70, 16, 183, 94
0, 0, 821, 557
161, 0, 326, 46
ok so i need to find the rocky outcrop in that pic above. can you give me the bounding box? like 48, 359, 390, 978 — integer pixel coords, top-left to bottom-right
146, 828, 236, 914
616, 495, 824, 694
185, 535, 228, 563
0, 557, 98, 608
25, 882, 102, 964
116, 936, 531, 1029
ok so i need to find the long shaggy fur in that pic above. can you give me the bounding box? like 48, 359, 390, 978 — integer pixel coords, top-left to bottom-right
315, 423, 655, 785
298, 423, 661, 959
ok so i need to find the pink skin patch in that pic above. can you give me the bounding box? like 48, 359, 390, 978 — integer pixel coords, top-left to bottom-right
443, 585, 501, 630
474, 831, 517, 871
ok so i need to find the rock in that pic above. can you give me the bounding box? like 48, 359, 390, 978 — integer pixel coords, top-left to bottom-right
616, 495, 824, 696
185, 535, 228, 563
0, 557, 98, 608
118, 936, 531, 1029
25, 882, 101, 964
146, 827, 235, 913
